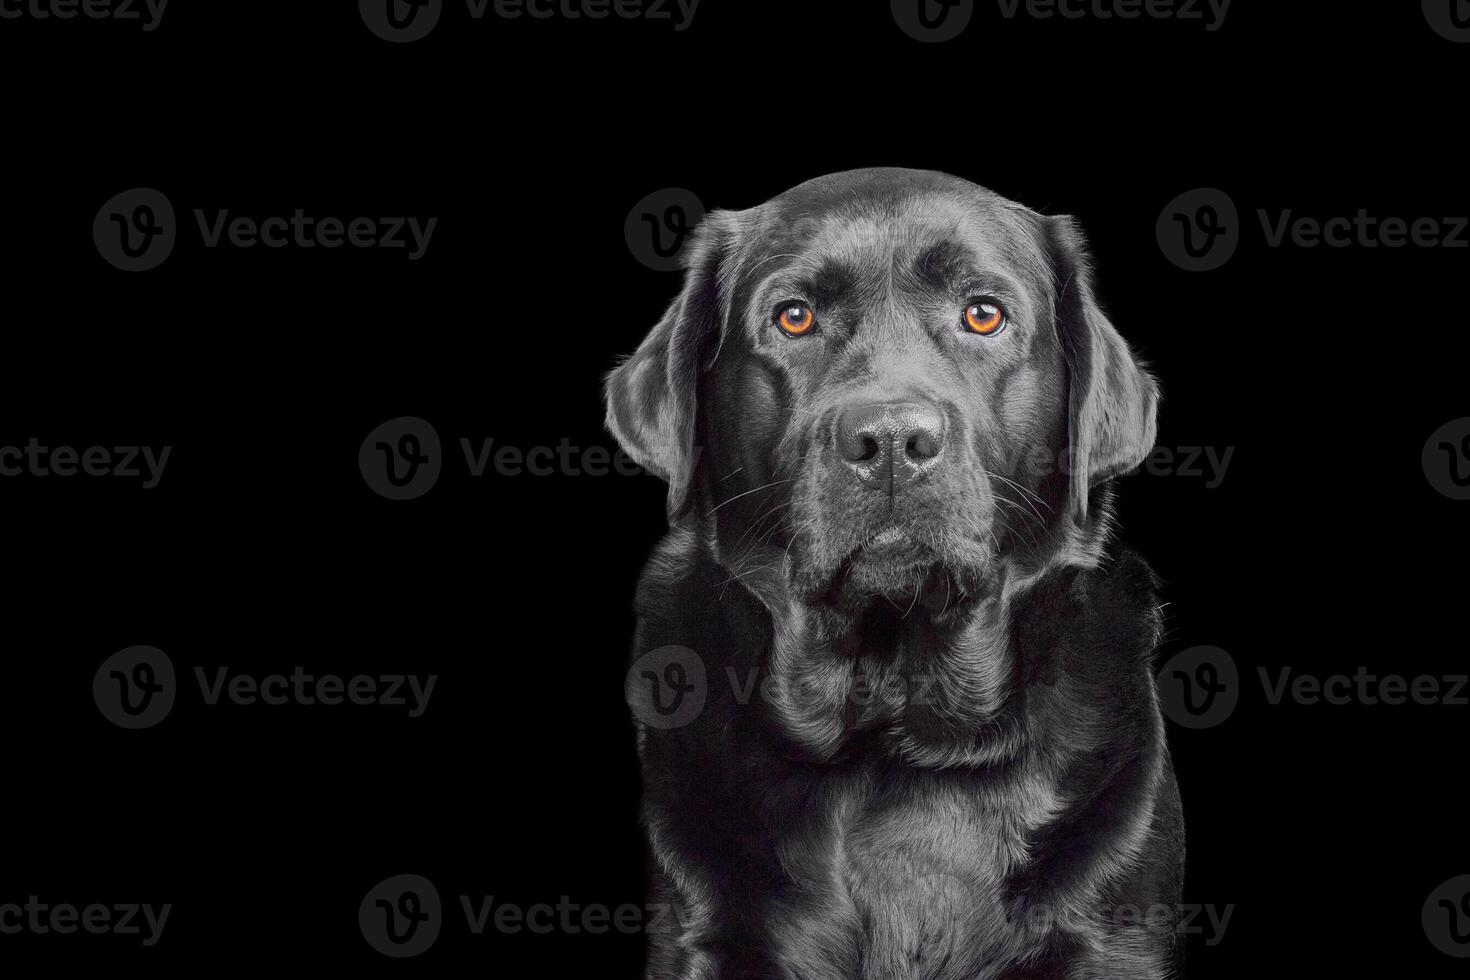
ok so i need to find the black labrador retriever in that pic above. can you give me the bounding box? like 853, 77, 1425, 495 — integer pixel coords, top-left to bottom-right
606, 168, 1184, 979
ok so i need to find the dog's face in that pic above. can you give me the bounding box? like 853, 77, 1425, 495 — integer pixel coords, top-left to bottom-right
608, 170, 1158, 762
609, 169, 1157, 618
701, 173, 1073, 615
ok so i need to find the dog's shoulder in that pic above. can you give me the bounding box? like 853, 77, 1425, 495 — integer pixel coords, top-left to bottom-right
1013, 549, 1164, 684
632, 526, 718, 621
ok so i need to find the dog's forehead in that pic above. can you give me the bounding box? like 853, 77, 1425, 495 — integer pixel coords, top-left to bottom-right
736, 172, 1044, 281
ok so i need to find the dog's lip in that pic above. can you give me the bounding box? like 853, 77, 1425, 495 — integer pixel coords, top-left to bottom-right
858, 524, 926, 558
792, 522, 990, 610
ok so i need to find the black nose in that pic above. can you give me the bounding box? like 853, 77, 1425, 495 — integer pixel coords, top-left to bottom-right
835, 401, 946, 493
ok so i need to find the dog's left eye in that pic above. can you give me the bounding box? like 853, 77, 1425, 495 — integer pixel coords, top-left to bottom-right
777, 304, 816, 337
964, 301, 1006, 336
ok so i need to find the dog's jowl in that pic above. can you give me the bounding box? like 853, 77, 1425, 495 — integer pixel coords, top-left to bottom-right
606, 168, 1184, 979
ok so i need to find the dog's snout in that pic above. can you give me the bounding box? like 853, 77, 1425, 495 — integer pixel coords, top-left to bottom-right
835, 401, 946, 492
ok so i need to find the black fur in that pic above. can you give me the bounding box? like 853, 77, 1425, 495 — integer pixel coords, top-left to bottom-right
608, 169, 1184, 979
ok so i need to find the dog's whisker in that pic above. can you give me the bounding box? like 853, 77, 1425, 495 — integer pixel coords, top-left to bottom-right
704, 478, 795, 517
987, 472, 1052, 521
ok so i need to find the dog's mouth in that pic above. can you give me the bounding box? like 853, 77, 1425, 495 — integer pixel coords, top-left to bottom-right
809, 524, 987, 621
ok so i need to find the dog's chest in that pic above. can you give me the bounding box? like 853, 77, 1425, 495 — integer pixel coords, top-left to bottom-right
777, 778, 1038, 980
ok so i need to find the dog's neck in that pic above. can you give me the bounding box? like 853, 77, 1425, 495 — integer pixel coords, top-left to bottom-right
692, 496, 1123, 769
775, 589, 1019, 768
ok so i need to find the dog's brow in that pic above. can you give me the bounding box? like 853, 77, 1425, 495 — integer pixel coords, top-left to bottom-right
912, 243, 1021, 307
770, 256, 859, 307
913, 241, 973, 289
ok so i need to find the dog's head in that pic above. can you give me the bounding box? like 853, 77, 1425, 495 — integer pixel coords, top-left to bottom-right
609, 169, 1159, 764
608, 169, 1156, 616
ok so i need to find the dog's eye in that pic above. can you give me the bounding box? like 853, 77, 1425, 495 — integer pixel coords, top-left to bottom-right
963, 301, 1006, 336
777, 304, 816, 337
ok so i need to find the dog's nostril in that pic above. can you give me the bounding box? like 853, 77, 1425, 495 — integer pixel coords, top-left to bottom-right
907, 431, 942, 461
859, 436, 880, 463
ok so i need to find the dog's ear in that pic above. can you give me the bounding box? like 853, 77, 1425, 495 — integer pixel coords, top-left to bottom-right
1046, 215, 1160, 521
604, 212, 732, 522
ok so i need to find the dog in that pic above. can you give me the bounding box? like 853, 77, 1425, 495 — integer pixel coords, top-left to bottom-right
606, 168, 1184, 979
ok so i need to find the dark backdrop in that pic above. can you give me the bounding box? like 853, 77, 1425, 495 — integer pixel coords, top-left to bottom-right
2, 0, 1467, 975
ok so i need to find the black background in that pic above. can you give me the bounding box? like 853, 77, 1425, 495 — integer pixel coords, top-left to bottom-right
1, 0, 1467, 974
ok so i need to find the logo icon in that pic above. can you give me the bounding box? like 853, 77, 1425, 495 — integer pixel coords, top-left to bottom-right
359, 417, 443, 500
93, 646, 176, 729
1424, 0, 1470, 41
360, 0, 442, 42
360, 874, 442, 957
891, 0, 974, 42
625, 645, 706, 729
625, 188, 705, 272
1424, 875, 1470, 957
1423, 418, 1470, 500
1157, 188, 1239, 272
94, 188, 176, 272
1157, 645, 1238, 729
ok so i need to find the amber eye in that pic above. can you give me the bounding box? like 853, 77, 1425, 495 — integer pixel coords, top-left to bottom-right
964, 301, 1006, 336
777, 304, 816, 336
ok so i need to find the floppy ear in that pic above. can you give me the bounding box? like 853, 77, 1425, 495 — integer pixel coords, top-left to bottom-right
1047, 215, 1160, 522
604, 212, 731, 522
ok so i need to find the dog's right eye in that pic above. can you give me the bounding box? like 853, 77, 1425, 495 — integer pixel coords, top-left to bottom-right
777, 304, 816, 337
